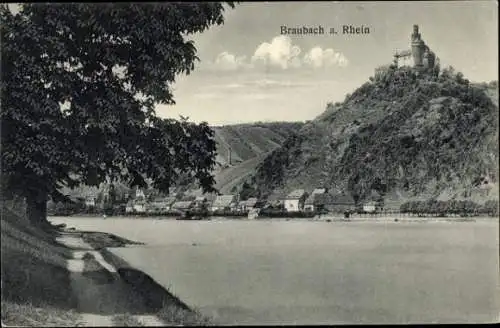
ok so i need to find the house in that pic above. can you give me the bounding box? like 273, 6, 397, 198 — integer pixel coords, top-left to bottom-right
304, 195, 315, 212
144, 189, 160, 202
363, 190, 384, 213
327, 193, 356, 213
363, 201, 378, 213
266, 191, 286, 209
147, 196, 176, 214
85, 196, 96, 208
171, 200, 194, 212
132, 200, 146, 213
254, 199, 267, 209
125, 199, 147, 214
193, 196, 208, 207
236, 200, 246, 212
191, 196, 211, 213
284, 189, 308, 212
125, 201, 134, 214
304, 189, 327, 212
77, 188, 99, 208
238, 197, 258, 212
135, 188, 146, 200
211, 194, 237, 212
312, 188, 327, 195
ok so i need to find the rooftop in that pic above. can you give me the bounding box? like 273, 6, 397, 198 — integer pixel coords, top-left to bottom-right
286, 189, 306, 199
172, 201, 194, 209
304, 194, 315, 205
152, 196, 176, 204
212, 195, 236, 207
239, 198, 258, 207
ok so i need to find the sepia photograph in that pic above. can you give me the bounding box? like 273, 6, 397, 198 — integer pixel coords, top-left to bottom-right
1, 1, 498, 326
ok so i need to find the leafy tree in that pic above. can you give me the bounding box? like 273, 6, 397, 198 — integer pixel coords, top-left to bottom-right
239, 180, 258, 201
1, 3, 235, 226
96, 192, 104, 207
108, 184, 117, 205
483, 200, 499, 216
400, 202, 409, 213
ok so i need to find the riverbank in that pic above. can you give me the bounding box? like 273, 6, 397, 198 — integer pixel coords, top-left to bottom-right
1, 207, 82, 326
49, 213, 496, 223
1, 207, 208, 326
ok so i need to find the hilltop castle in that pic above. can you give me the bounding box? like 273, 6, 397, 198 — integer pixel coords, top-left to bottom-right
393, 25, 438, 70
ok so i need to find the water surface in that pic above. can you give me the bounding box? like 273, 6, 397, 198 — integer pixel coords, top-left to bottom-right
50, 217, 500, 324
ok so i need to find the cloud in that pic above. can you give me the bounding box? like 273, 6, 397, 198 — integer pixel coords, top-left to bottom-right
304, 47, 349, 68
239, 93, 273, 100
247, 79, 307, 88
251, 36, 302, 69
206, 36, 349, 72
204, 79, 308, 91
223, 83, 245, 89
193, 93, 222, 100
212, 52, 247, 71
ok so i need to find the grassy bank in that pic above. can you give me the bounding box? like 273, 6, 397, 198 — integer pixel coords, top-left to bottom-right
2, 206, 210, 326
1, 206, 82, 326
81, 232, 212, 326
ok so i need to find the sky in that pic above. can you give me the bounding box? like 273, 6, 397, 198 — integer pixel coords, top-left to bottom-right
159, 1, 498, 125
7, 2, 498, 126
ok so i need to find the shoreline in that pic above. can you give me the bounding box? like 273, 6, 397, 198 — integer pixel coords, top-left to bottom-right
48, 215, 496, 223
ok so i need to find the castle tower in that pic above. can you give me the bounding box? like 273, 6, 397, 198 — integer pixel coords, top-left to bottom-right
423, 48, 430, 68
411, 25, 425, 68
422, 48, 436, 69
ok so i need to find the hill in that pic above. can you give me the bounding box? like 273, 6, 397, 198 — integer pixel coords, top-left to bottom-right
212, 122, 304, 167
214, 152, 270, 194
180, 122, 304, 196
241, 66, 499, 207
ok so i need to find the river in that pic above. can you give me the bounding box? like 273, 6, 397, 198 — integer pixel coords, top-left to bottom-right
49, 216, 499, 325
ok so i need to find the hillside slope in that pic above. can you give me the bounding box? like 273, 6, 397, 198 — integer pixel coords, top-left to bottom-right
214, 152, 271, 194
210, 122, 304, 194
245, 67, 499, 206
212, 122, 303, 166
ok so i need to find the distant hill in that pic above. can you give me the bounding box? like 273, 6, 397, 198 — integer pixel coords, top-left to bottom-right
212, 122, 304, 167
191, 122, 304, 195
214, 152, 269, 195
241, 66, 498, 207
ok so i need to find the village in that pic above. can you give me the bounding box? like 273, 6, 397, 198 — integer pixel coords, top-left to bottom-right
69, 186, 381, 219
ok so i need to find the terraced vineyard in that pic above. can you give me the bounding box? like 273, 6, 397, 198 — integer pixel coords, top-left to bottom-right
213, 122, 302, 166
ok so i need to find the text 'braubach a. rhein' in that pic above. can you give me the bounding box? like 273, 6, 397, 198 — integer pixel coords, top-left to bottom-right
280, 25, 371, 35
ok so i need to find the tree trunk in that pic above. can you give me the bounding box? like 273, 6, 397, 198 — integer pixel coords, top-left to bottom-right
26, 189, 49, 228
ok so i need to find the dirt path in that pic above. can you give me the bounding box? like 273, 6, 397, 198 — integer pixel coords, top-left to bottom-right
56, 233, 165, 327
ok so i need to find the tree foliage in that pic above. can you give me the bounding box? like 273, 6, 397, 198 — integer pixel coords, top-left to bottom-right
400, 199, 498, 217
1, 3, 235, 223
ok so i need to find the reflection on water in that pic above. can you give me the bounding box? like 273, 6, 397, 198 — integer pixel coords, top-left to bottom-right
50, 217, 499, 324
